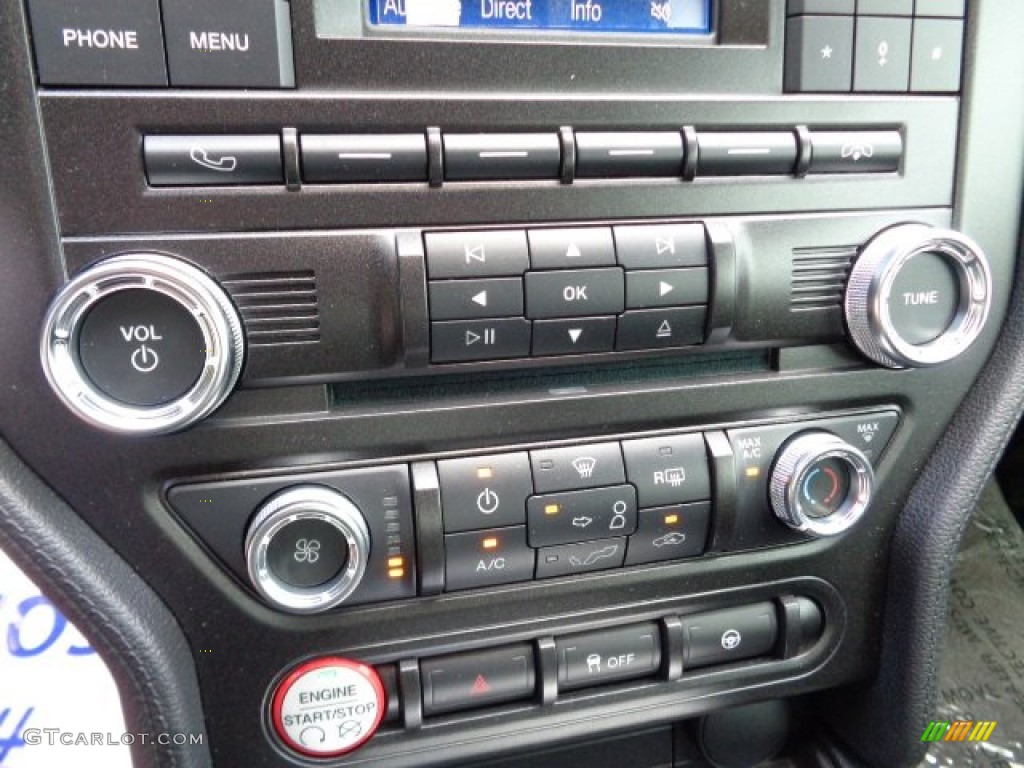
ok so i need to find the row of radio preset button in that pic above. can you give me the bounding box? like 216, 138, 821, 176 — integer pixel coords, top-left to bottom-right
142, 129, 903, 187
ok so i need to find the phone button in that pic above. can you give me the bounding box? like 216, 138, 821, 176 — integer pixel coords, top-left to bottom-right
807, 131, 903, 174
144, 135, 283, 186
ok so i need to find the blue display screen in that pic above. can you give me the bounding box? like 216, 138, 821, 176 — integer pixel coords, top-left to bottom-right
369, 0, 713, 36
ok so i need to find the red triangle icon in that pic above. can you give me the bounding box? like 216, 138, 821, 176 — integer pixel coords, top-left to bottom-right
471, 674, 491, 695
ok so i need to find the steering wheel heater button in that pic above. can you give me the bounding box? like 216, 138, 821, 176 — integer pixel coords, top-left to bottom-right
78, 289, 206, 407
272, 657, 385, 759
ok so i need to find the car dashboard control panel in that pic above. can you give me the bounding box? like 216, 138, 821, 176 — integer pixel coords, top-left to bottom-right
167, 407, 898, 614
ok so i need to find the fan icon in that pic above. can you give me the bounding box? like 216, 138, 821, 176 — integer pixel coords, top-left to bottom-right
293, 538, 321, 564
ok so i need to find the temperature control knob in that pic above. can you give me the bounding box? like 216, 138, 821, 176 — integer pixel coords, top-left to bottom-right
844, 224, 992, 368
245, 486, 370, 614
769, 432, 874, 537
41, 253, 244, 435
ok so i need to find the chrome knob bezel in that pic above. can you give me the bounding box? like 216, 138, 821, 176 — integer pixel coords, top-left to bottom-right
245, 485, 370, 615
770, 432, 875, 538
845, 225, 991, 369
40, 253, 244, 435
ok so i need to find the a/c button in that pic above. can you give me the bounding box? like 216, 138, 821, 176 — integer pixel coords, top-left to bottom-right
444, 527, 535, 592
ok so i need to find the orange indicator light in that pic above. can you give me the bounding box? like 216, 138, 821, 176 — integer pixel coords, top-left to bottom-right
387, 556, 404, 568
476, 467, 494, 480
745, 467, 761, 478
664, 514, 679, 525
545, 504, 561, 516
388, 568, 405, 579
482, 537, 499, 550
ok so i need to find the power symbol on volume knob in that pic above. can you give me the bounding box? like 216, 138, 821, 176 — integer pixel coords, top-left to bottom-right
130, 345, 160, 373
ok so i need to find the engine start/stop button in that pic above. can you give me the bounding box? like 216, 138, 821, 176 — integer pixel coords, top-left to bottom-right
271, 657, 385, 758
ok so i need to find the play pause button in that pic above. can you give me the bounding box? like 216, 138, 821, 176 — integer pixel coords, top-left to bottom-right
533, 317, 616, 356
432, 318, 531, 362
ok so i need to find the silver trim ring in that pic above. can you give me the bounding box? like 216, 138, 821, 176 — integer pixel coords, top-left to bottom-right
769, 432, 874, 538
40, 253, 245, 435
845, 224, 992, 368
245, 486, 370, 615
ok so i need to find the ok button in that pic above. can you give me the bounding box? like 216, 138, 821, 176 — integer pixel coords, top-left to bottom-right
525, 268, 625, 319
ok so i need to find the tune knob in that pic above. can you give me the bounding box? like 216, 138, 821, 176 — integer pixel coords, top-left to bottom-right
245, 486, 370, 614
769, 432, 874, 537
41, 253, 244, 435
844, 224, 992, 368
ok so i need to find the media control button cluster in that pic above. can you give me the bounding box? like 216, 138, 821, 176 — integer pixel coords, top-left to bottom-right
427, 224, 711, 363
27, 0, 294, 88
786, 0, 965, 93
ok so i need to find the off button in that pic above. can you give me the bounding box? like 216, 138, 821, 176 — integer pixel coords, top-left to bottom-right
77, 289, 206, 406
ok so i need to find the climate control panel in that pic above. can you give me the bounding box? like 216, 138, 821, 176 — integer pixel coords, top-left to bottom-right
167, 408, 899, 614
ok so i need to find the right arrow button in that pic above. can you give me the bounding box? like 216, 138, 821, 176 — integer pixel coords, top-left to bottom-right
625, 268, 709, 309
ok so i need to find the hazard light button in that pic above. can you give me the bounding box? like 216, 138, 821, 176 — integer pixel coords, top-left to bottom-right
420, 643, 536, 716
271, 657, 385, 759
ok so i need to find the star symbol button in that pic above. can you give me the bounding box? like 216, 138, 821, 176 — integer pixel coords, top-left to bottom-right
821, 44, 834, 60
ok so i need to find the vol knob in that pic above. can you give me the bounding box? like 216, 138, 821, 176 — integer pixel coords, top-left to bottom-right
245, 486, 370, 614
769, 432, 874, 537
41, 253, 244, 435
844, 224, 992, 368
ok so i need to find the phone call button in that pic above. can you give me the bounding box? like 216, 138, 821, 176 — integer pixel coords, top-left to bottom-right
144, 134, 283, 186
